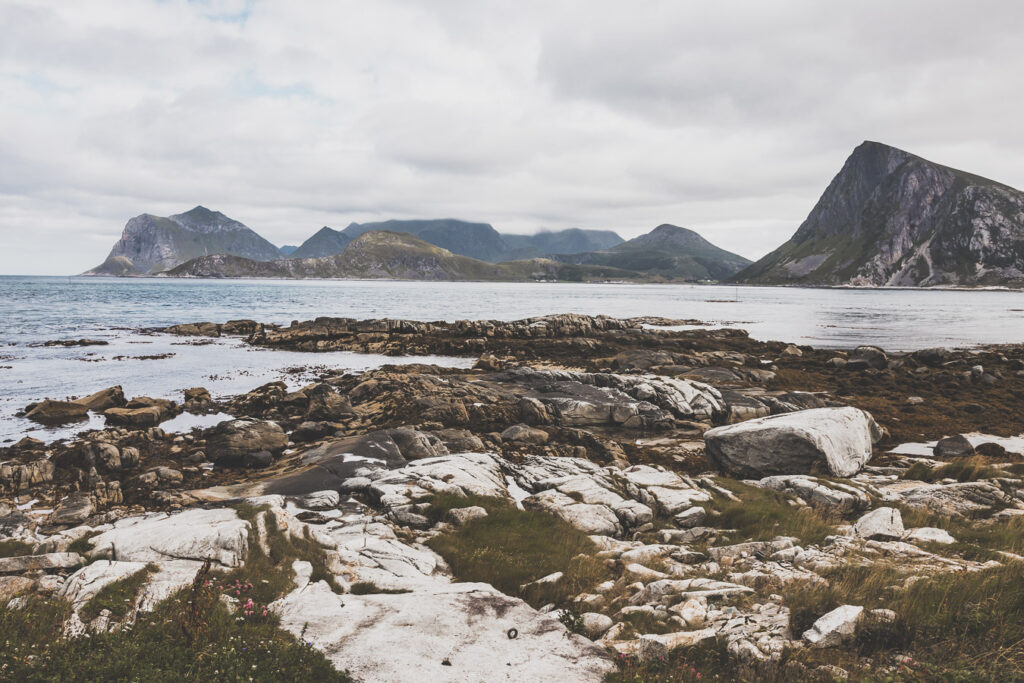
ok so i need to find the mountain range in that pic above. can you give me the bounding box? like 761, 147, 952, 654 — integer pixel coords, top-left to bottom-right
85, 210, 747, 282
734, 141, 1024, 287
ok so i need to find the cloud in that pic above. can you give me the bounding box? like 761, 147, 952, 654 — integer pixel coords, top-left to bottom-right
0, 0, 1023, 273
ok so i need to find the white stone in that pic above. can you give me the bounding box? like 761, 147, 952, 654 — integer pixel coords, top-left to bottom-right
271, 581, 614, 682
580, 612, 614, 639
704, 407, 882, 477
903, 527, 955, 545
803, 605, 863, 648
854, 508, 904, 540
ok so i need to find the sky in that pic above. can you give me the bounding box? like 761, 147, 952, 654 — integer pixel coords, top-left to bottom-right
2, 0, 1024, 275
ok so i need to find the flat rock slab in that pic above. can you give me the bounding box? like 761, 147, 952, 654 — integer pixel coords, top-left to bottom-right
0, 552, 83, 574
704, 406, 882, 478
86, 508, 249, 567
272, 581, 614, 683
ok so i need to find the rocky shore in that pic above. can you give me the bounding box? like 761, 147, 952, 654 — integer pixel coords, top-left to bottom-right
3, 314, 1024, 680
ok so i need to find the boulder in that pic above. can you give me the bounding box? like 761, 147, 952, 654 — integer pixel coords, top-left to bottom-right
704, 407, 881, 478
803, 605, 863, 648
271, 582, 614, 683
903, 527, 955, 545
0, 459, 55, 492
443, 506, 488, 527
580, 612, 614, 639
500, 424, 550, 445
73, 385, 126, 412
295, 490, 341, 511
846, 346, 887, 371
205, 419, 288, 466
854, 507, 904, 540
103, 406, 165, 428
25, 399, 89, 425
49, 493, 96, 526
305, 384, 355, 421
933, 435, 975, 459
0, 552, 83, 575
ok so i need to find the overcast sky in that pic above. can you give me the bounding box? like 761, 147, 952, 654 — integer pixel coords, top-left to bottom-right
2, 0, 1023, 274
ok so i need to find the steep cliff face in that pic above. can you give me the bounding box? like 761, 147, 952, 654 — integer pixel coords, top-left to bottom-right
735, 142, 1024, 286
84, 206, 281, 275
553, 224, 751, 281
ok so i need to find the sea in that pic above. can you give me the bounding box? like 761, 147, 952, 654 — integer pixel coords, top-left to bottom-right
2, 275, 1022, 443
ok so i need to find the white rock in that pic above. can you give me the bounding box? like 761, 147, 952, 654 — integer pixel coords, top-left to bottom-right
704, 407, 882, 477
86, 508, 250, 567
580, 612, 614, 639
443, 506, 488, 527
854, 508, 904, 540
670, 597, 708, 628
295, 490, 341, 511
903, 527, 955, 545
271, 581, 614, 682
803, 605, 863, 648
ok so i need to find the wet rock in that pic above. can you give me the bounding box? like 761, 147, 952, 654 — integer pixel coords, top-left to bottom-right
49, 493, 96, 526
304, 384, 355, 421
912, 347, 952, 366
846, 346, 887, 371
854, 508, 904, 540
43, 338, 108, 347
0, 459, 55, 492
704, 407, 881, 478
291, 421, 339, 443
803, 605, 863, 648
183, 387, 212, 411
12, 436, 46, 451
73, 385, 126, 412
500, 424, 549, 445
103, 406, 165, 428
473, 352, 506, 371
933, 435, 975, 459
205, 419, 288, 466
25, 399, 89, 425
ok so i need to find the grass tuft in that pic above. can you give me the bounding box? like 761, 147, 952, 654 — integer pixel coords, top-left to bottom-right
902, 456, 1004, 483
79, 563, 159, 623
709, 480, 836, 546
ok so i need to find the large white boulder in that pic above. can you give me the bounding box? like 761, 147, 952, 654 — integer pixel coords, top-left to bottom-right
704, 407, 882, 478
271, 581, 614, 682
854, 507, 904, 540
803, 605, 863, 648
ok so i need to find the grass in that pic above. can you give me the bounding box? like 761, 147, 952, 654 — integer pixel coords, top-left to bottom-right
898, 505, 1024, 560
67, 533, 99, 556
0, 581, 351, 681
902, 456, 1005, 483
424, 494, 611, 608
778, 561, 1024, 680
349, 582, 411, 595
708, 480, 836, 546
0, 540, 34, 558
79, 563, 159, 623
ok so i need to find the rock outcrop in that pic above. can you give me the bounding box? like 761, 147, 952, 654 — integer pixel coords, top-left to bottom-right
735, 141, 1024, 287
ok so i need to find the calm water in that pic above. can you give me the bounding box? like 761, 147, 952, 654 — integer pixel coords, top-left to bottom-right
1, 276, 1022, 442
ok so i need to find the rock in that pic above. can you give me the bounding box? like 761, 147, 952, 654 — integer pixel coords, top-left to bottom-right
271, 582, 614, 682
387, 429, 448, 460
803, 605, 863, 648
753, 475, 869, 512
933, 435, 975, 459
25, 399, 89, 425
903, 527, 955, 545
87, 507, 250, 567
674, 506, 707, 528
0, 552, 83, 575
205, 419, 288, 466
443, 506, 488, 527
73, 385, 126, 412
137, 467, 183, 486
296, 490, 341, 511
846, 346, 887, 371
670, 597, 708, 628
12, 436, 45, 451
522, 490, 621, 536
580, 612, 614, 639
103, 406, 165, 428
0, 459, 55, 492
975, 441, 1009, 458
854, 508, 904, 540
897, 481, 1014, 517
0, 576, 36, 602
245, 450, 274, 468
781, 344, 803, 357
474, 353, 506, 371
629, 629, 718, 661
912, 347, 952, 366
704, 407, 881, 478
500, 424, 550, 445
825, 357, 847, 370
305, 384, 355, 421
906, 396, 925, 405
49, 493, 96, 526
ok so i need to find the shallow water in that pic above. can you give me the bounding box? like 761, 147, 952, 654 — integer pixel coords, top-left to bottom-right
2, 275, 1023, 443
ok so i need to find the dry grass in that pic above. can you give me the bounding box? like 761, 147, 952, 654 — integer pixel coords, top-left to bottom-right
709, 480, 837, 546
902, 456, 1005, 483
425, 494, 611, 608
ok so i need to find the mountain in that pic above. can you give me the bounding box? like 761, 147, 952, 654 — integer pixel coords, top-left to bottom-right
84, 206, 281, 275
164, 231, 640, 282
734, 141, 1024, 287
552, 224, 752, 281
341, 219, 509, 262
278, 245, 299, 256
288, 227, 352, 259
501, 228, 624, 259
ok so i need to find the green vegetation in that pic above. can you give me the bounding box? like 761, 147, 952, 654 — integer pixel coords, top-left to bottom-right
425, 494, 611, 608
902, 456, 1004, 483
0, 583, 350, 681
67, 533, 98, 556
709, 480, 836, 546
0, 540, 34, 558
79, 563, 158, 623
349, 582, 411, 595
